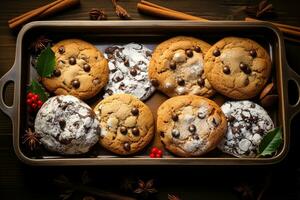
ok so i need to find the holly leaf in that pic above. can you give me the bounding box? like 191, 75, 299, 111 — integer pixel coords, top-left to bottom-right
258, 127, 282, 157
27, 80, 49, 102
36, 46, 55, 77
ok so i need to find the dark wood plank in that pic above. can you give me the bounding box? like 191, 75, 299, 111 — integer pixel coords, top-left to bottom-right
1, 0, 300, 199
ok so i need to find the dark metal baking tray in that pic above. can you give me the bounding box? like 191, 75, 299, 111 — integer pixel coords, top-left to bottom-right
0, 20, 299, 166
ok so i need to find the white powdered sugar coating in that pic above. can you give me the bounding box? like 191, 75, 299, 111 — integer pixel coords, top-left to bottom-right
34, 95, 100, 155
171, 105, 217, 155
104, 43, 155, 100
219, 100, 274, 157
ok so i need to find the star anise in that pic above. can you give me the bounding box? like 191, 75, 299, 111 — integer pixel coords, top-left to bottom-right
89, 8, 107, 20
133, 179, 157, 197
29, 35, 51, 53
234, 183, 255, 200
22, 128, 41, 151
168, 194, 181, 200
111, 0, 131, 19
244, 0, 275, 18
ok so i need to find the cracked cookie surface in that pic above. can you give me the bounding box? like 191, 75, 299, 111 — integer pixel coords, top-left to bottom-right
218, 100, 274, 157
204, 37, 271, 100
104, 43, 155, 101
94, 94, 154, 155
148, 36, 215, 97
34, 95, 100, 155
42, 39, 109, 100
157, 95, 227, 157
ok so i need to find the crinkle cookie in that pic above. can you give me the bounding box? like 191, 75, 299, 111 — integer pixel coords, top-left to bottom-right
157, 95, 227, 157
94, 94, 154, 155
42, 39, 109, 100
218, 100, 274, 157
104, 43, 155, 101
204, 37, 271, 100
34, 95, 100, 155
148, 36, 215, 97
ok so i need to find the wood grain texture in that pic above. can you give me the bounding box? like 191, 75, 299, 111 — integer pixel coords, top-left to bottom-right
0, 0, 300, 199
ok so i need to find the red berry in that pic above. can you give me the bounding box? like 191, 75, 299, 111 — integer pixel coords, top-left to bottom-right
155, 153, 162, 158
31, 103, 37, 109
37, 100, 43, 106
31, 96, 37, 102
27, 92, 33, 99
34, 94, 39, 100
157, 150, 162, 155
151, 147, 158, 154
26, 99, 32, 105
149, 153, 155, 158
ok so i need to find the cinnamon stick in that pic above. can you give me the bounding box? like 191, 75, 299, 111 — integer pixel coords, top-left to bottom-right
137, 1, 208, 21
8, 0, 80, 29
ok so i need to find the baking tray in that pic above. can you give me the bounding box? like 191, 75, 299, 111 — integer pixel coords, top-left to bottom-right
1, 20, 300, 166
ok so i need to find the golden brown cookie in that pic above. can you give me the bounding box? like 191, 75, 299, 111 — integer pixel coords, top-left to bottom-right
42, 39, 109, 100
148, 36, 215, 97
204, 37, 271, 100
94, 94, 154, 155
157, 95, 227, 157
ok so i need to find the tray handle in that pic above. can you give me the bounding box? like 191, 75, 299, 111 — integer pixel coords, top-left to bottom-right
0, 64, 16, 119
286, 63, 300, 119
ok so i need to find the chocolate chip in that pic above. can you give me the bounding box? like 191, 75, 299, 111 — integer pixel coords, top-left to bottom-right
106, 89, 113, 95
231, 127, 239, 134
223, 66, 230, 74
132, 128, 140, 136
213, 49, 220, 57
83, 64, 91, 72
172, 129, 180, 138
227, 115, 235, 122
250, 103, 256, 108
72, 80, 80, 88
150, 79, 159, 87
69, 56, 76, 65
192, 135, 199, 140
108, 54, 114, 59
59, 120, 66, 130
131, 107, 139, 116
239, 62, 247, 70
244, 66, 252, 74
124, 58, 129, 67
58, 46, 65, 54
124, 142, 131, 151
197, 78, 205, 86
169, 61, 176, 70
130, 68, 137, 76
212, 118, 218, 126
146, 51, 152, 57
194, 46, 201, 53
177, 78, 185, 86
119, 82, 125, 90
120, 126, 127, 134
188, 124, 196, 133
250, 49, 257, 58
160, 132, 165, 138
172, 113, 178, 121
53, 69, 61, 77
198, 112, 206, 119
105, 47, 117, 54
186, 49, 193, 57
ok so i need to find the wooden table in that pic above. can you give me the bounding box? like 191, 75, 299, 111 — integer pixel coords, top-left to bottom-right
1, 0, 300, 199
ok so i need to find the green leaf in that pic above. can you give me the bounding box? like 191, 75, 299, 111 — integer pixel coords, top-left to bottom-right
27, 80, 49, 102
258, 127, 283, 157
36, 46, 55, 77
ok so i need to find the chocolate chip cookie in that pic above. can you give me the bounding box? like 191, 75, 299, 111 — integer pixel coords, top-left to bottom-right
42, 39, 109, 100
148, 36, 215, 97
104, 43, 155, 101
218, 101, 274, 157
204, 37, 271, 100
94, 94, 154, 155
157, 95, 227, 157
34, 95, 100, 155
